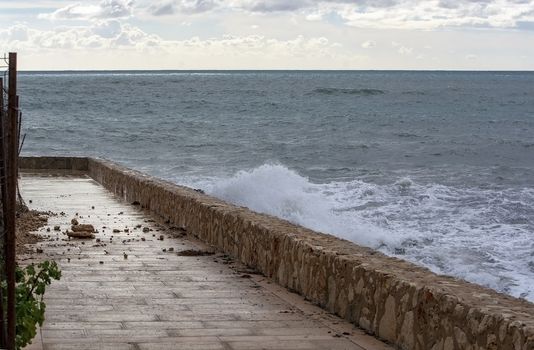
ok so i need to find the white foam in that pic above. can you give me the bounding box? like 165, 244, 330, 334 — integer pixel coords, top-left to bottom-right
177, 163, 534, 302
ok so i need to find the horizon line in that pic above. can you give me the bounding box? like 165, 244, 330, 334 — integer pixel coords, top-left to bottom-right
18, 69, 534, 73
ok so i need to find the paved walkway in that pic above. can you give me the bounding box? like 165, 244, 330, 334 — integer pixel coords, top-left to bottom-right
20, 173, 392, 350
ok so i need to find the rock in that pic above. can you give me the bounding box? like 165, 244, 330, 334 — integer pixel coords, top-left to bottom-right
46, 227, 51, 232
142, 227, 150, 233
113, 229, 120, 233
141, 237, 146, 241
53, 225, 61, 231
123, 252, 128, 259
71, 224, 95, 233
71, 218, 79, 225
67, 231, 95, 239
168, 247, 174, 252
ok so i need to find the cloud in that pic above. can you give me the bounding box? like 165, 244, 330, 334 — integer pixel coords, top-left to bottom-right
158, 0, 534, 29
322, 0, 534, 29
0, 22, 347, 65
361, 40, 375, 49
392, 41, 413, 55
149, 0, 218, 15
39, 0, 134, 20
0, 22, 161, 52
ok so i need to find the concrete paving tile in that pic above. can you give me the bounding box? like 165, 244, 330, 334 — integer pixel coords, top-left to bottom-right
171, 328, 255, 337
21, 174, 391, 350
122, 321, 204, 330
43, 343, 135, 350
137, 342, 226, 350
41, 322, 123, 330
226, 339, 318, 350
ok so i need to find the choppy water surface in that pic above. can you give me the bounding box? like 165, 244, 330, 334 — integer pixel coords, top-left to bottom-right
19, 71, 534, 301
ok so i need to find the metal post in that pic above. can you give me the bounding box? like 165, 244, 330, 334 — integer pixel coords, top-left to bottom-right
0, 76, 5, 349
5, 52, 18, 350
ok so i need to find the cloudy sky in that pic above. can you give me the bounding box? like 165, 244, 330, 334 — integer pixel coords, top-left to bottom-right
1, 0, 534, 70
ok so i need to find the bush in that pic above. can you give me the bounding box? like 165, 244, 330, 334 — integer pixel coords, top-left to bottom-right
2, 261, 61, 349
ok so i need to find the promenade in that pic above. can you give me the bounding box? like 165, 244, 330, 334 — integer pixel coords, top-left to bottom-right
21, 173, 391, 350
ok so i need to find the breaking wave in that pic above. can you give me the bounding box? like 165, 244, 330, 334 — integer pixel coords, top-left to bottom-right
183, 163, 534, 302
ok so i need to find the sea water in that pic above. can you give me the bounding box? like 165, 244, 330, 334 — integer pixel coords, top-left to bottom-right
18, 70, 534, 301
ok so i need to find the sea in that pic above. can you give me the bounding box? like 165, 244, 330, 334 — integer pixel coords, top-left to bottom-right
18, 70, 534, 302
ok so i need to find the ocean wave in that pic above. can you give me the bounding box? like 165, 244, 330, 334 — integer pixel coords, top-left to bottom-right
311, 87, 385, 96
180, 163, 534, 302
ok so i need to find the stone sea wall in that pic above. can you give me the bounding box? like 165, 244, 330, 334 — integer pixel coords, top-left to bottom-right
20, 156, 534, 350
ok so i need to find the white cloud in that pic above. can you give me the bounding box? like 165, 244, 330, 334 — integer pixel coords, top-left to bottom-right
361, 40, 376, 49
466, 53, 478, 60
39, 0, 134, 20
392, 41, 413, 55
0, 22, 355, 68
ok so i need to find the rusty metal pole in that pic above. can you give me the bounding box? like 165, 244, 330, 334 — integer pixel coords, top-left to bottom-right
0, 76, 6, 349
5, 52, 18, 350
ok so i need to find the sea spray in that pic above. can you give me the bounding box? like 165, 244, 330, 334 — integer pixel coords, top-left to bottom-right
184, 163, 534, 301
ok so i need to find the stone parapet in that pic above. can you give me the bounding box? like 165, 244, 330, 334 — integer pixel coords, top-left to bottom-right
20, 156, 534, 350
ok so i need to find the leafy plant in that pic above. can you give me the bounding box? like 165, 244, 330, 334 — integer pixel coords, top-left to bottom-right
2, 261, 61, 349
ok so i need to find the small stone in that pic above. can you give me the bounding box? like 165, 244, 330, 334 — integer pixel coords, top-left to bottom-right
29, 200, 33, 204
96, 238, 101, 243
99, 261, 104, 264
118, 211, 124, 215
53, 225, 61, 231
36, 248, 43, 254
159, 235, 164, 241
124, 229, 129, 233
162, 248, 167, 252
168, 247, 174, 252
123, 252, 128, 259
46, 227, 51, 232
136, 224, 142, 228
67, 258, 71, 262
141, 237, 146, 241
91, 206, 95, 209
142, 227, 150, 233
113, 229, 120, 233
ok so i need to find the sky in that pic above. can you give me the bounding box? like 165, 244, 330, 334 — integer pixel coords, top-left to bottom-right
1, 0, 534, 70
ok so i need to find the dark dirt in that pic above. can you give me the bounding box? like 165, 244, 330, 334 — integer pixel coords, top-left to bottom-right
177, 249, 215, 256
16, 209, 50, 254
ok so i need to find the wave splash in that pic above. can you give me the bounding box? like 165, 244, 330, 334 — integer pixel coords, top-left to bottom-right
184, 163, 534, 302
205, 164, 394, 248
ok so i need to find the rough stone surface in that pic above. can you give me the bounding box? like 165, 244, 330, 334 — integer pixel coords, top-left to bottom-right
20, 156, 534, 350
